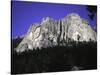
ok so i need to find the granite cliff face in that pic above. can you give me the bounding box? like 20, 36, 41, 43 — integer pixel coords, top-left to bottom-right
16, 13, 97, 52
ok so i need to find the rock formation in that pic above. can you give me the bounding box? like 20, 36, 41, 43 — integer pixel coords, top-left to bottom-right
16, 13, 97, 52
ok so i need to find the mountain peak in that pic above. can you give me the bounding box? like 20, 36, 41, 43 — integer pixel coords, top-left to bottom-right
15, 13, 97, 53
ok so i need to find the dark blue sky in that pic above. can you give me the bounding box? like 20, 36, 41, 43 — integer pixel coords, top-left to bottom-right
11, 1, 97, 38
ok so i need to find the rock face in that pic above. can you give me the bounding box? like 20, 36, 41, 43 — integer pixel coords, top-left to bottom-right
16, 13, 97, 52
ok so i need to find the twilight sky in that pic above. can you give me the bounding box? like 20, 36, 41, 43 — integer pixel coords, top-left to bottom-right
11, 1, 97, 38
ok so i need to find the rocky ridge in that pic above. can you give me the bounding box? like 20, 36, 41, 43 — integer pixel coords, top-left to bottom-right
16, 13, 97, 52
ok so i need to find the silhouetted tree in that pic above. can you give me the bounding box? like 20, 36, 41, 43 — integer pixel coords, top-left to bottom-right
77, 34, 80, 42
86, 5, 97, 20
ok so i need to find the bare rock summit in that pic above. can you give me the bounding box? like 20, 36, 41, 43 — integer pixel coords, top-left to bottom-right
16, 13, 97, 52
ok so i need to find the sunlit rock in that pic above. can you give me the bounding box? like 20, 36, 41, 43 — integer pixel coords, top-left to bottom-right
16, 13, 97, 52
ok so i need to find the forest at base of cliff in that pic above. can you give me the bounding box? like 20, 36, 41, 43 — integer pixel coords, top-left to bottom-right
11, 38, 97, 74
